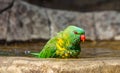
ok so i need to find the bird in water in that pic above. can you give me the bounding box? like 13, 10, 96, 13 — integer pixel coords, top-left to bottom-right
31, 25, 86, 58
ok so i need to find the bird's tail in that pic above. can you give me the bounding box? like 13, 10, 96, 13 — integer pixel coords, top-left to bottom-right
31, 52, 40, 57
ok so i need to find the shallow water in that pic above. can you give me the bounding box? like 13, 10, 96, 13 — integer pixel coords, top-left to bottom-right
0, 40, 120, 58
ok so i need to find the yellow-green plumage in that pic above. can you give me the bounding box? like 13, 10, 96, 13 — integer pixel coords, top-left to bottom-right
31, 25, 85, 58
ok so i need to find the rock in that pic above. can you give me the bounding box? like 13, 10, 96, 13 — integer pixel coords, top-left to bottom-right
0, 11, 8, 39
114, 35, 120, 40
94, 11, 120, 40
0, 0, 13, 13
47, 9, 96, 40
0, 0, 120, 41
0, 57, 120, 73
7, 0, 50, 41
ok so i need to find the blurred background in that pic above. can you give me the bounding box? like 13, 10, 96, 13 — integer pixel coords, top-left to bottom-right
0, 0, 120, 57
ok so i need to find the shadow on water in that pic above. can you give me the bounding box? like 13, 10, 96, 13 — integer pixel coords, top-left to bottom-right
0, 39, 120, 58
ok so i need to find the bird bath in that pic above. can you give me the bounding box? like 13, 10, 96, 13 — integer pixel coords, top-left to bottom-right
0, 40, 120, 73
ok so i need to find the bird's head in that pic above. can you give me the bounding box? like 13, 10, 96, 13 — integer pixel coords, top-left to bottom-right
64, 26, 86, 42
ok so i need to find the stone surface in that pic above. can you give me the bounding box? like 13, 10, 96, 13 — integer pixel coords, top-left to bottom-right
7, 0, 50, 41
0, 11, 8, 39
114, 35, 120, 40
47, 9, 95, 40
94, 11, 120, 40
0, 0, 120, 41
0, 0, 13, 13
0, 57, 120, 73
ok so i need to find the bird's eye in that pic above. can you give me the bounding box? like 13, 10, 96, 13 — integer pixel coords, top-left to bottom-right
73, 31, 78, 34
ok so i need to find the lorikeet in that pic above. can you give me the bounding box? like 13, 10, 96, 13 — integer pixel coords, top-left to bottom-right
31, 26, 86, 58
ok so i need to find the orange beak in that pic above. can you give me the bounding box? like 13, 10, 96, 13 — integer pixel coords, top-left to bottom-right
80, 35, 86, 42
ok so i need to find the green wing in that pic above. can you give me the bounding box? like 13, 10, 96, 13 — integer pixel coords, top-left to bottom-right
31, 37, 57, 58
31, 31, 63, 58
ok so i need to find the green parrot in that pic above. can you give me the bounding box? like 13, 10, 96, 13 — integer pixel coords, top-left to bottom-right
31, 25, 86, 58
